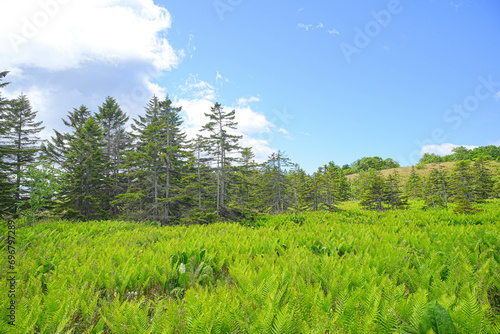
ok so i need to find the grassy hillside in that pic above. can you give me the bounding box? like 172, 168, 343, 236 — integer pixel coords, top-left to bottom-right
2, 201, 500, 333
346, 161, 500, 182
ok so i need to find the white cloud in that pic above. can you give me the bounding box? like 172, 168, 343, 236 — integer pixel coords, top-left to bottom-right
179, 75, 217, 101
299, 22, 339, 35
0, 0, 180, 72
237, 96, 260, 106
234, 106, 273, 135
297, 7, 304, 13
298, 23, 313, 31
215, 71, 230, 86
173, 82, 286, 162
421, 143, 478, 156
494, 91, 500, 101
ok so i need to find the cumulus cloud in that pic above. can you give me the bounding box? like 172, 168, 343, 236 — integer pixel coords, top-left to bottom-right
173, 79, 288, 162
421, 143, 478, 156
0, 0, 181, 72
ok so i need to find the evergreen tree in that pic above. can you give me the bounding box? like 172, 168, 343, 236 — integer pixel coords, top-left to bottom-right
45, 105, 92, 165
359, 169, 385, 211
200, 102, 242, 217
405, 166, 422, 199
95, 96, 131, 215
4, 94, 44, 208
0, 71, 15, 217
260, 151, 292, 214
384, 171, 407, 209
59, 116, 111, 220
157, 98, 190, 224
450, 160, 478, 213
229, 147, 259, 214
423, 168, 450, 210
118, 96, 189, 224
288, 164, 311, 211
336, 169, 350, 202
471, 157, 493, 202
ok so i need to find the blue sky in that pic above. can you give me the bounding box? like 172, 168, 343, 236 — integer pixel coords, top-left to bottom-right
1, 0, 499, 172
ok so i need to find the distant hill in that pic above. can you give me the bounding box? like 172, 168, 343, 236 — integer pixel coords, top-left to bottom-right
346, 161, 500, 183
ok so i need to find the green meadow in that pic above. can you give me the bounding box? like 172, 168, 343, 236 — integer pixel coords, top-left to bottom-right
2, 201, 500, 333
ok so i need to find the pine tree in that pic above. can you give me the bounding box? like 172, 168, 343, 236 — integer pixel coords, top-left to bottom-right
59, 115, 111, 220
118, 96, 190, 224
336, 169, 350, 202
359, 169, 385, 211
95, 96, 131, 215
183, 135, 217, 222
200, 102, 242, 217
0, 71, 15, 217
156, 98, 190, 224
405, 166, 422, 199
423, 168, 449, 210
288, 164, 310, 211
260, 151, 292, 214
229, 147, 259, 215
450, 160, 478, 213
471, 157, 493, 202
45, 105, 92, 165
5, 94, 44, 209
383, 171, 407, 209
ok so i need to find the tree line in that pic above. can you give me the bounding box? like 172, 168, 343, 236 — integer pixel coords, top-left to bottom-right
1, 71, 500, 224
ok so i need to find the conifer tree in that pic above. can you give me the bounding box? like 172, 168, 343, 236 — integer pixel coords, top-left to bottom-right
405, 166, 422, 199
185, 135, 214, 212
157, 98, 190, 224
383, 171, 407, 209
230, 147, 259, 214
450, 160, 474, 203
359, 169, 385, 211
288, 164, 310, 211
336, 169, 350, 202
200, 102, 242, 217
95, 96, 131, 215
59, 115, 111, 220
118, 96, 189, 224
260, 151, 292, 214
5, 94, 44, 207
0, 71, 15, 217
45, 105, 92, 165
471, 157, 493, 202
423, 168, 450, 210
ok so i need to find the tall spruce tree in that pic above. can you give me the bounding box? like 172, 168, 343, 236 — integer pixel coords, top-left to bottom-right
118, 96, 189, 224
384, 171, 407, 209
472, 157, 493, 202
260, 151, 292, 214
157, 98, 189, 224
5, 94, 44, 208
405, 166, 422, 199
451, 160, 476, 212
359, 169, 385, 211
95, 96, 131, 215
200, 102, 242, 217
229, 147, 259, 214
59, 115, 111, 220
0, 71, 15, 217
